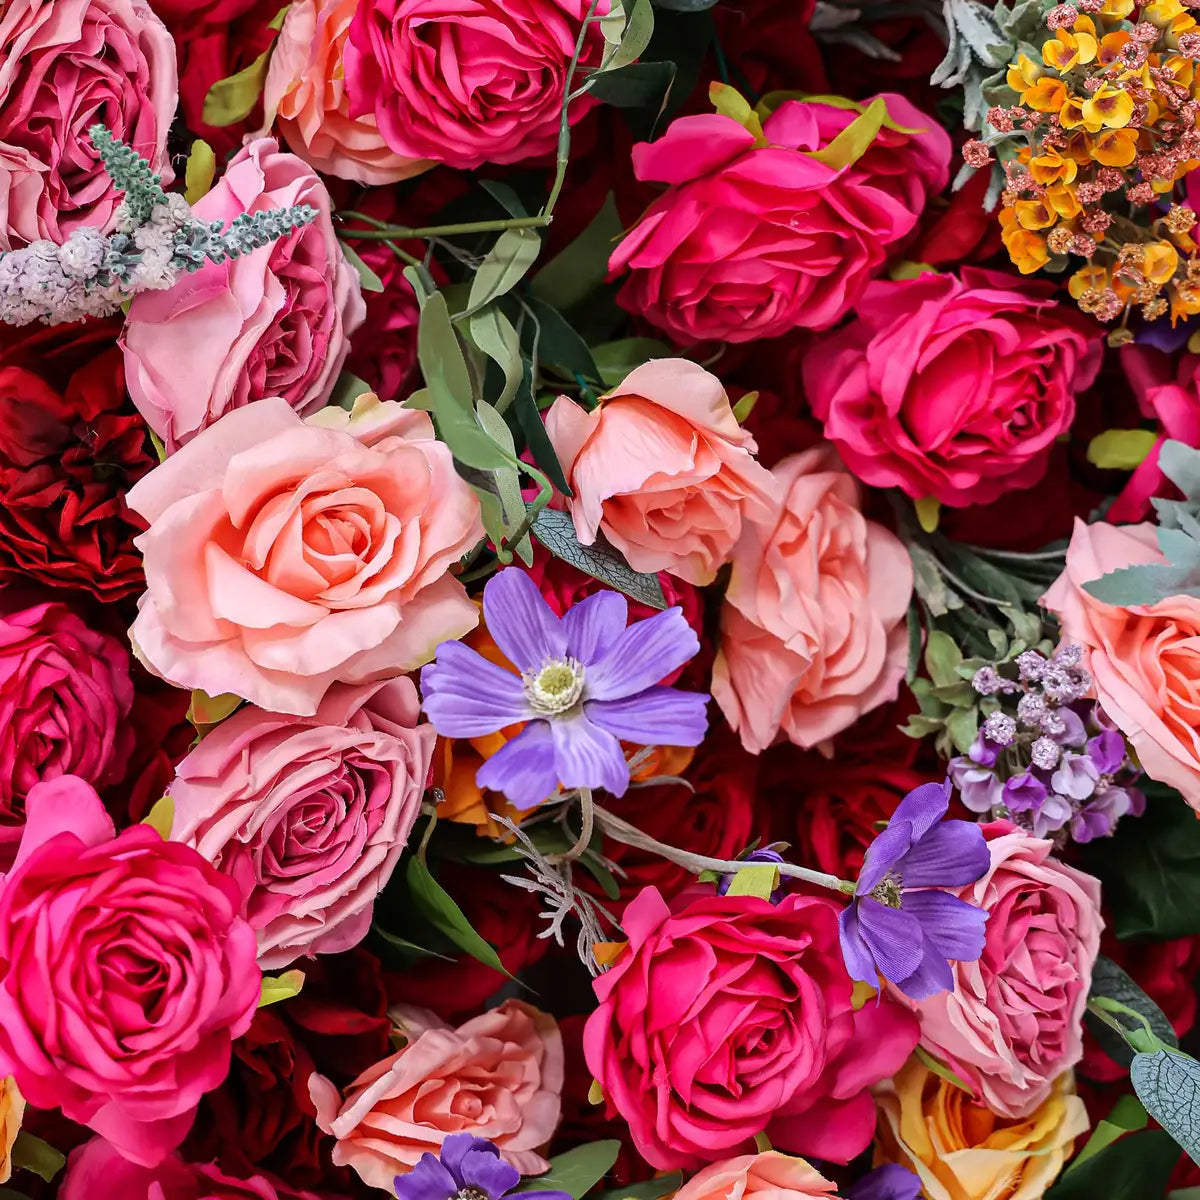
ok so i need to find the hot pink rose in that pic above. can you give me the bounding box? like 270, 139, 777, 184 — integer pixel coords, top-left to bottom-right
673, 1153, 841, 1200
0, 776, 260, 1165
545, 359, 775, 585
0, 0, 176, 247
608, 96, 950, 344
122, 138, 366, 451
712, 446, 913, 754
126, 397, 482, 717
0, 601, 132, 866
803, 268, 1103, 507
904, 823, 1103, 1119
583, 886, 919, 1171
310, 999, 564, 1189
170, 678, 434, 969
345, 0, 608, 170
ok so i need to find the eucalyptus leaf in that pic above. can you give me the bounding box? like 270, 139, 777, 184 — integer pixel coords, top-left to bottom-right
464, 228, 542, 317
603, 0, 655, 71
513, 370, 572, 495
1086, 955, 1178, 1069
1132, 1047, 1200, 1165
513, 1141, 620, 1198
340, 241, 384, 293
475, 402, 533, 564
468, 306, 523, 413
406, 857, 512, 977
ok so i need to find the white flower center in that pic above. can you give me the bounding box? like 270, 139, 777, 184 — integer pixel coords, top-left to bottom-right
523, 657, 585, 715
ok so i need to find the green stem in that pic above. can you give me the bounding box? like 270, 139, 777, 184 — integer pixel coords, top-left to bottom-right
339, 214, 550, 241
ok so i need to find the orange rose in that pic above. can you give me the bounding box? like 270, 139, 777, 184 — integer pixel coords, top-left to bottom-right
0, 1077, 22, 1183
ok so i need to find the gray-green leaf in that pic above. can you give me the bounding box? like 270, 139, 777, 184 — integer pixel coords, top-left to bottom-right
1132, 1047, 1200, 1165
1087, 955, 1178, 1069
464, 228, 542, 317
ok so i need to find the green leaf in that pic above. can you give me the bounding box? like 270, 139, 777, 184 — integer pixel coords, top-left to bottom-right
651, 0, 717, 10
188, 689, 242, 727
924, 630, 963, 688
522, 297, 603, 387
475, 402, 533, 565
514, 1141, 621, 1198
1068, 1094, 1147, 1170
513, 369, 572, 495
1045, 1129, 1179, 1199
340, 241, 384, 293
807, 96, 888, 170
183, 139, 215, 205
590, 338, 671, 387
731, 390, 759, 423
914, 1045, 973, 1091
915, 495, 941, 533
944, 707, 979, 754
406, 856, 511, 976
370, 924, 456, 961
329, 370, 374, 411
200, 6, 289, 126
1132, 1047, 1200, 1165
479, 180, 528, 218
142, 795, 174, 840
10, 1133, 65, 1183
469, 306, 523, 413
709, 82, 765, 142
592, 1175, 682, 1200
1087, 955, 1179, 1069
588, 61, 676, 114
258, 968, 305, 1008
463, 228, 542, 318
725, 863, 779, 899
604, 0, 655, 71
1088, 429, 1158, 471
531, 194, 623, 314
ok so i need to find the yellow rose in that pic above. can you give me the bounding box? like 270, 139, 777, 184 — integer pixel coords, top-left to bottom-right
0, 1076, 24, 1183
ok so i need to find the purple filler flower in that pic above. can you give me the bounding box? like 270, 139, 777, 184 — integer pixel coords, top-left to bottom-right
420, 569, 709, 809
838, 779, 990, 1001
394, 1134, 570, 1200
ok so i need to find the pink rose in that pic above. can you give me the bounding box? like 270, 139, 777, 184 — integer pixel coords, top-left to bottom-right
904, 824, 1102, 1119
0, 601, 132, 866
310, 999, 564, 1189
170, 678, 435, 969
126, 396, 482, 717
345, 0, 608, 170
0, 0, 176, 247
0, 776, 260, 1165
673, 1153, 841, 1200
1043, 518, 1200, 808
583, 887, 919, 1171
712, 446, 913, 753
803, 268, 1103, 507
122, 138, 366, 451
545, 360, 776, 585
608, 96, 950, 344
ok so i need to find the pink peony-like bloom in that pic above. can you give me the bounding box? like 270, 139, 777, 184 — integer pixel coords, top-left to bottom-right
545, 359, 776, 585
902, 823, 1102, 1119
673, 1153, 841, 1200
583, 886, 919, 1171
803, 268, 1103, 508
0, 601, 133, 866
1043, 518, 1200, 809
126, 396, 482, 717
0, 0, 176, 248
310, 999, 564, 1190
345, 0, 608, 170
712, 446, 912, 754
122, 138, 365, 451
0, 776, 260, 1165
608, 96, 950, 344
170, 678, 435, 969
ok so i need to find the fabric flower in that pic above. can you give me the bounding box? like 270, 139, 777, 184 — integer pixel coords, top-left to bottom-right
0, 1078, 22, 1185
845, 1165, 921, 1200
839, 780, 990, 1000
419, 568, 708, 809
394, 1134, 571, 1200
672, 1152, 841, 1200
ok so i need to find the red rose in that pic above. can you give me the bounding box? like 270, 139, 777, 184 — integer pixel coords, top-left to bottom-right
709, 0, 828, 100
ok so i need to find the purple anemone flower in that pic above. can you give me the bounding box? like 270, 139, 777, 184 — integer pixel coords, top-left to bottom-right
838, 779, 990, 1000
394, 1134, 569, 1200
845, 1164, 922, 1200
420, 568, 709, 809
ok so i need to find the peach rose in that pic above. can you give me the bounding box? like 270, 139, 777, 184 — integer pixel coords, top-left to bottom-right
260, 0, 431, 185
544, 360, 775, 585
1043, 517, 1200, 808
874, 1061, 1088, 1200
309, 999, 564, 1190
0, 1077, 23, 1184
712, 446, 912, 753
674, 1153, 841, 1200
126, 396, 482, 717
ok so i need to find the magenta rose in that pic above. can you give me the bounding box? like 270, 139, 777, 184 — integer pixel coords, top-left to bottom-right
0, 0, 176, 247
802, 267, 1104, 507
169, 678, 435, 969
583, 887, 919, 1170
345, 0, 608, 170
122, 138, 366, 451
0, 776, 260, 1165
608, 96, 950, 344
0, 601, 133, 867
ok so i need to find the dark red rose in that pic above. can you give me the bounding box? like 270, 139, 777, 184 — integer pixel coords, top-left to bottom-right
736, 387, 824, 470
0, 319, 153, 602
825, 15, 947, 111
113, 670, 195, 825
909, 165, 1004, 267
709, 0, 828, 102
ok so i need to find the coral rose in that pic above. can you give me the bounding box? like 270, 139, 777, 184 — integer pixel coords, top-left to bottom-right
674, 1153, 841, 1200
903, 824, 1102, 1119
583, 886, 919, 1171
608, 96, 950, 344
803, 268, 1103, 508
310, 999, 564, 1189
126, 397, 482, 717
170, 678, 434, 969
122, 138, 365, 451
712, 445, 913, 754
0, 0, 176, 247
0, 777, 260, 1165
545, 360, 775, 585
874, 1061, 1088, 1200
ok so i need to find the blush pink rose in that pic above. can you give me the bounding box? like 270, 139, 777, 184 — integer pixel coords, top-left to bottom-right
583, 886, 919, 1171
0, 776, 260, 1165
608, 96, 950, 344
803, 268, 1103, 508
345, 0, 608, 170
712, 446, 912, 754
126, 396, 483, 717
673, 1153, 841, 1200
1043, 517, 1200, 809
0, 0, 176, 247
310, 999, 564, 1190
122, 138, 366, 451
170, 678, 434, 969
545, 359, 776, 585
903, 823, 1103, 1119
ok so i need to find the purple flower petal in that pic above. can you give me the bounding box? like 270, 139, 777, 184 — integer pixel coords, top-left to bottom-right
890, 779, 952, 840
894, 935, 956, 1000
1088, 729, 1127, 775
439, 1134, 494, 1185
857, 821, 916, 894
901, 890, 988, 963
846, 1164, 923, 1200
838, 903, 882, 986
1002, 771, 1048, 813
482, 568, 567, 672
458, 1145, 520, 1199
894, 820, 990, 889
475, 723, 560, 810
420, 641, 532, 736
585, 687, 709, 748
585, 607, 700, 701
393, 1154, 457, 1200
550, 711, 630, 796
855, 896, 926, 985
563, 590, 628, 664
